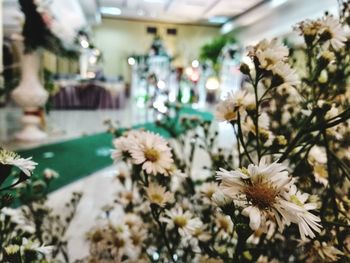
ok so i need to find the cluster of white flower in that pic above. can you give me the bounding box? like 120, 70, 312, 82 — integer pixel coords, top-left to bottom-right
92, 12, 350, 263
112, 130, 174, 175
217, 159, 322, 240
295, 16, 347, 51
87, 214, 148, 262
214, 90, 255, 122
247, 38, 300, 90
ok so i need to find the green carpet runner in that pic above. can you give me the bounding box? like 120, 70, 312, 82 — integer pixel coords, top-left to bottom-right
18, 107, 212, 193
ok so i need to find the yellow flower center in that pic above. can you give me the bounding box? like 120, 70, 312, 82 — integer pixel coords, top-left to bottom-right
320, 29, 333, 41
144, 148, 160, 162
131, 232, 143, 246
149, 193, 164, 204
224, 111, 237, 121
314, 164, 328, 178
217, 217, 230, 232
173, 216, 188, 228
203, 187, 216, 199
91, 230, 103, 243
113, 236, 125, 248
124, 191, 133, 202
290, 195, 303, 207
264, 57, 275, 67
244, 183, 278, 209
239, 167, 249, 176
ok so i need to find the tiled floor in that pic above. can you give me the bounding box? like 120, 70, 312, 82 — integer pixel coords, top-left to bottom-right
0, 102, 158, 150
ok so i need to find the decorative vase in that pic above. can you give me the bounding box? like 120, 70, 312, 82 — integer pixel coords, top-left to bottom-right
11, 51, 49, 141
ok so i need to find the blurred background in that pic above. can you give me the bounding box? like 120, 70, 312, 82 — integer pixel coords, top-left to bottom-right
0, 0, 341, 146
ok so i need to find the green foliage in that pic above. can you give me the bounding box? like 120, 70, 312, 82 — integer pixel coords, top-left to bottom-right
199, 35, 235, 67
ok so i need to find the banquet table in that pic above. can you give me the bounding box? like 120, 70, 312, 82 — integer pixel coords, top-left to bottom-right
51, 81, 126, 109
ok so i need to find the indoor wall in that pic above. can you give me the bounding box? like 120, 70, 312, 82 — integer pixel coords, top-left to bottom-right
92, 18, 220, 82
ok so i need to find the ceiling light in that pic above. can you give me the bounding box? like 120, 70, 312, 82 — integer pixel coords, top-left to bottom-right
209, 16, 228, 24
87, 72, 96, 79
128, 57, 136, 66
191, 60, 199, 68
221, 21, 235, 34
157, 80, 166, 90
80, 39, 89, 49
89, 56, 97, 64
185, 67, 193, 77
271, 0, 288, 8
144, 0, 165, 3
206, 76, 220, 90
100, 7, 122, 16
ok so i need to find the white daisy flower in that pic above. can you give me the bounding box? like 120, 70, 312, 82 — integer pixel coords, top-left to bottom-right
211, 189, 232, 207
111, 136, 132, 161
281, 185, 322, 240
164, 164, 187, 177
215, 213, 233, 235
145, 183, 174, 207
242, 112, 270, 136
308, 146, 328, 186
248, 38, 289, 70
117, 188, 140, 206
294, 19, 321, 38
319, 16, 347, 51
161, 207, 202, 237
43, 168, 59, 180
130, 131, 173, 175
198, 182, 219, 204
226, 90, 255, 109
0, 149, 37, 177
308, 146, 328, 165
89, 224, 138, 261
216, 158, 321, 240
215, 100, 239, 122
271, 62, 300, 89
303, 240, 344, 262
4, 244, 20, 255
123, 213, 143, 229
215, 90, 254, 122
21, 238, 54, 255
111, 130, 142, 161
1, 208, 35, 234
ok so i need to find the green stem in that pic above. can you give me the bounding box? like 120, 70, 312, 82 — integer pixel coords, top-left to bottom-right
233, 115, 254, 164
322, 130, 339, 219
278, 110, 316, 162
253, 78, 261, 162
150, 206, 176, 263
323, 221, 350, 229
233, 125, 242, 167
304, 108, 350, 133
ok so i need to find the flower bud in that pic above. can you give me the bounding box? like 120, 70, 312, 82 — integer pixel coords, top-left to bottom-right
274, 135, 287, 146
240, 63, 251, 75
318, 70, 328, 83
319, 29, 332, 42
259, 129, 270, 143
318, 51, 334, 70
271, 74, 284, 88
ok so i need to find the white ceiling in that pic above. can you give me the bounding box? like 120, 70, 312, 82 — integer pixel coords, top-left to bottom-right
2, 0, 265, 36
99, 0, 264, 25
